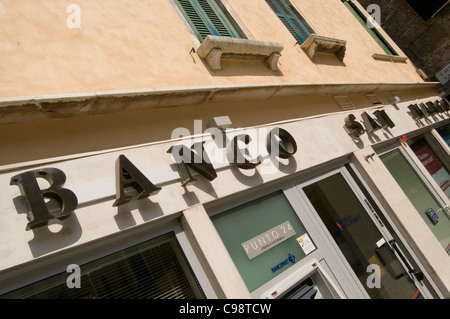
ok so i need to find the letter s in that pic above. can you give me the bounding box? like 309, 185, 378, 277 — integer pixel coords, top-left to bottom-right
344, 114, 365, 137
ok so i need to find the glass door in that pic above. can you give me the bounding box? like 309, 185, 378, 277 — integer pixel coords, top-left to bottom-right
379, 147, 450, 254
295, 167, 432, 299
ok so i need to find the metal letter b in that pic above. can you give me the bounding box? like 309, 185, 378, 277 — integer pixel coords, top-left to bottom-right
10, 168, 78, 230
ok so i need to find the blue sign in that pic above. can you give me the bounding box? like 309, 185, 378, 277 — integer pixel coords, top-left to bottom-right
336, 214, 361, 232
271, 254, 296, 273
425, 208, 439, 224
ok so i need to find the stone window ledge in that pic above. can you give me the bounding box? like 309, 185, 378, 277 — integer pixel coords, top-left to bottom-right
372, 53, 408, 63
300, 34, 347, 63
196, 35, 284, 71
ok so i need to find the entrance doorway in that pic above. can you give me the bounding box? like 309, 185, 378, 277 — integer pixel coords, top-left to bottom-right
292, 166, 437, 299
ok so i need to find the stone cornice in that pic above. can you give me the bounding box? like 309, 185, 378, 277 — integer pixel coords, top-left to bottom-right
0, 82, 440, 124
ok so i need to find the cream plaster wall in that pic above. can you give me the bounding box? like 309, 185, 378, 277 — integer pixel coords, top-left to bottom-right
0, 88, 438, 166
0, 0, 424, 98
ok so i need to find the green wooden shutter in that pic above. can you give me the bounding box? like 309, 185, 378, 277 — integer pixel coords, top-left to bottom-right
175, 0, 241, 41
343, 1, 397, 56
176, 0, 211, 41
266, 0, 312, 43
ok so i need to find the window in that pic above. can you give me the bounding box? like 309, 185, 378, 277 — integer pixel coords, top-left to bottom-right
265, 0, 314, 44
380, 149, 450, 255
211, 191, 313, 292
1, 233, 206, 299
342, 0, 398, 56
174, 0, 243, 41
408, 132, 450, 199
405, 0, 449, 20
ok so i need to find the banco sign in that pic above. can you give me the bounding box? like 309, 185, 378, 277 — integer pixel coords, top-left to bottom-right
10, 127, 297, 231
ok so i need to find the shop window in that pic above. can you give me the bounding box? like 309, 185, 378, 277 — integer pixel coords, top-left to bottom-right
405, 0, 448, 20
342, 0, 398, 56
408, 132, 450, 199
211, 191, 315, 292
265, 0, 314, 44
380, 149, 450, 255
1, 233, 205, 299
174, 0, 244, 41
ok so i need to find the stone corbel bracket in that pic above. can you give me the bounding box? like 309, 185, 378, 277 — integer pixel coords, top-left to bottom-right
372, 53, 408, 63
300, 34, 347, 63
196, 35, 284, 71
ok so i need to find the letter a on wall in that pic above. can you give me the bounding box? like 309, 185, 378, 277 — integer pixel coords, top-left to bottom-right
113, 155, 161, 207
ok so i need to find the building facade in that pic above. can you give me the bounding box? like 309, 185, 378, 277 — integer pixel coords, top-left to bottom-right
0, 0, 449, 299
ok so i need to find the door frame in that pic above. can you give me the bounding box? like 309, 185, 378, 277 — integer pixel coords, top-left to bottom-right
282, 167, 370, 298
290, 164, 439, 299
